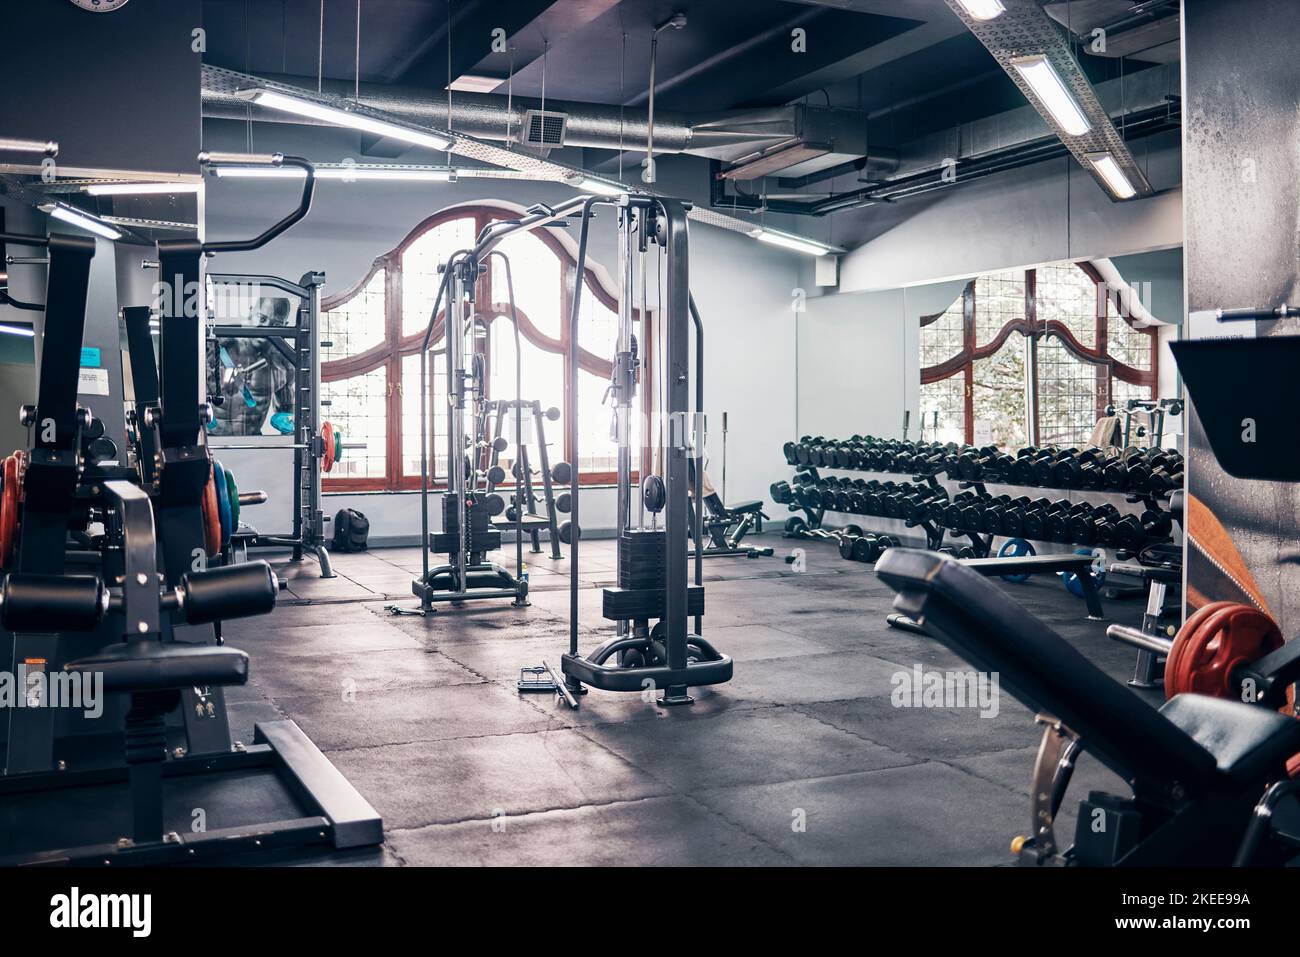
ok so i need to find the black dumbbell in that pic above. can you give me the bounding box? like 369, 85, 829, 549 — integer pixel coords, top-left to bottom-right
1069, 503, 1121, 546
1112, 509, 1173, 550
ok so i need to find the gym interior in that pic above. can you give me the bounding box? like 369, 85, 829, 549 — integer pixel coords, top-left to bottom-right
0, 0, 1297, 895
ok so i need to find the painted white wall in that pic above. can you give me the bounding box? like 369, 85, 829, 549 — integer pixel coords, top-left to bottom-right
835, 134, 1183, 294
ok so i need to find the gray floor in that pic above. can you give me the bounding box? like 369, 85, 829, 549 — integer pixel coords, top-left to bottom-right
222, 535, 1156, 866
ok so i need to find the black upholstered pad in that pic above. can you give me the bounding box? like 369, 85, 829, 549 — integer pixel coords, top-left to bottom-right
66, 642, 249, 693
875, 548, 1218, 790
1161, 694, 1300, 782
725, 500, 764, 514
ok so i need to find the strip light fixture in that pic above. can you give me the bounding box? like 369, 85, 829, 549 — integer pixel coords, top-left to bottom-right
85, 182, 201, 196
42, 203, 123, 241
0, 323, 36, 337
241, 89, 455, 152
575, 177, 625, 196
1010, 55, 1091, 137
954, 0, 1005, 20
750, 227, 836, 257
1085, 151, 1137, 199
212, 165, 456, 182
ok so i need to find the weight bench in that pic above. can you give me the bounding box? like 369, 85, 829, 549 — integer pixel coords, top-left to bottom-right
886, 553, 1103, 637
876, 548, 1300, 866
688, 492, 773, 559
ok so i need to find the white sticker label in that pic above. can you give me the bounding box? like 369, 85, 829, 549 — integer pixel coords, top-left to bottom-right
77, 367, 110, 396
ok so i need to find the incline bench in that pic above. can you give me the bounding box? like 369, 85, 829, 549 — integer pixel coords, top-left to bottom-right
875, 548, 1300, 866
886, 552, 1103, 637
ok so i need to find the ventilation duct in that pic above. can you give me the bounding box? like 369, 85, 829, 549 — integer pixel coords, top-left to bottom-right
200, 66, 873, 180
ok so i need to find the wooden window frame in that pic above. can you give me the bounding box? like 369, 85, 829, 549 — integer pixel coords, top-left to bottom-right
321, 204, 635, 491
919, 262, 1158, 447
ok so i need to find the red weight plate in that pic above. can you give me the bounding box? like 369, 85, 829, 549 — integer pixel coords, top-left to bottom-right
1164, 601, 1238, 701
1166, 603, 1282, 701
201, 462, 222, 557
0, 451, 24, 569
321, 421, 336, 473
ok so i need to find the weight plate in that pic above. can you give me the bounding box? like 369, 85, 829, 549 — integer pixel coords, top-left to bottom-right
321, 420, 336, 473
1166, 602, 1283, 703
997, 537, 1036, 583
213, 459, 232, 549
224, 466, 240, 531
1060, 547, 1107, 597
0, 451, 24, 570
270, 411, 294, 435
201, 464, 222, 557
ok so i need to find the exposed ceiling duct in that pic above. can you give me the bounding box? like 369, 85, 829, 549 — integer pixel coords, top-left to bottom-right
200, 66, 880, 182
1044, 0, 1180, 63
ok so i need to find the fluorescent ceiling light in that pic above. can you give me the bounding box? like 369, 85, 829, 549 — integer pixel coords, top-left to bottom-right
750, 228, 834, 257
576, 177, 625, 196
43, 204, 123, 241
1010, 55, 1091, 137
448, 74, 505, 93
85, 182, 201, 196
1086, 151, 1137, 199
0, 323, 36, 337
212, 165, 455, 182
954, 0, 1005, 20
243, 89, 454, 152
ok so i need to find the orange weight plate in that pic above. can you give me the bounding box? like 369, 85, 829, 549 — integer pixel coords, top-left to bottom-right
201, 461, 222, 557
1165, 602, 1282, 701
1164, 601, 1238, 701
321, 420, 336, 473
0, 451, 24, 569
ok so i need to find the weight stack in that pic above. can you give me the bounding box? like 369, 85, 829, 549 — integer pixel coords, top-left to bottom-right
618, 529, 666, 591
431, 493, 501, 555
602, 528, 706, 623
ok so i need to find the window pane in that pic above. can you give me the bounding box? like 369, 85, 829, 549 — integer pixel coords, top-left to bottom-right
1035, 263, 1096, 349
1036, 336, 1099, 447
919, 373, 965, 444
972, 335, 1028, 450
487, 318, 567, 472
576, 285, 619, 357
321, 366, 387, 479
920, 288, 965, 370
974, 270, 1024, 348
492, 232, 562, 340
322, 267, 386, 362
1106, 297, 1153, 371
401, 351, 445, 481
401, 216, 477, 337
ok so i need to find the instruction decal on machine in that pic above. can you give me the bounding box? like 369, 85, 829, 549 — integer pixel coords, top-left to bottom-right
77, 367, 110, 396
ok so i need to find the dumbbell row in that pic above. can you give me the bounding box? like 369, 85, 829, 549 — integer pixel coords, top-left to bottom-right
783, 435, 1183, 497
783, 515, 902, 564
775, 474, 1173, 551
772, 475, 950, 525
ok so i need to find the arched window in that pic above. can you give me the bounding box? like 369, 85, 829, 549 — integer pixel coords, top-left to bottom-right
319, 203, 636, 490
918, 261, 1157, 448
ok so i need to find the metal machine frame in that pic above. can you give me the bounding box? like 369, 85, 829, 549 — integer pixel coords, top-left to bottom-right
204, 269, 336, 576
0, 149, 383, 864
557, 194, 731, 706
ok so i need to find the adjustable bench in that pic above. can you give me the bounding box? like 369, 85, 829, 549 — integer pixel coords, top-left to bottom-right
688, 492, 773, 558
876, 547, 1300, 866
886, 552, 1104, 639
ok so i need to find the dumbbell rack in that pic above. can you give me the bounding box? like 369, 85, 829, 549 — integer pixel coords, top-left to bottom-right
776, 436, 1181, 570
781, 465, 955, 554
480, 398, 567, 560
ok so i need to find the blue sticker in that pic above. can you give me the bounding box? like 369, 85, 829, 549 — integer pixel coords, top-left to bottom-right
79, 346, 101, 368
